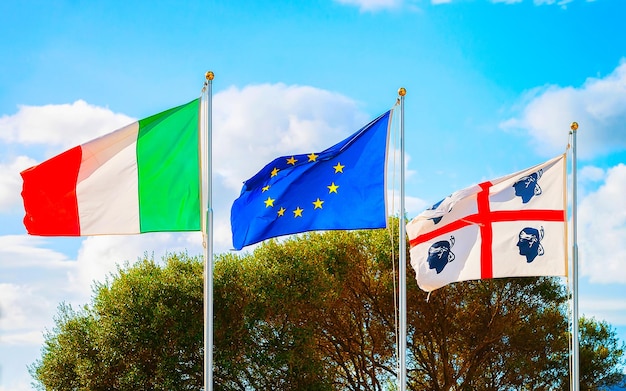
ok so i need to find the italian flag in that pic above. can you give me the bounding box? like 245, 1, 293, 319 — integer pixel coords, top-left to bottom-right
20, 98, 201, 236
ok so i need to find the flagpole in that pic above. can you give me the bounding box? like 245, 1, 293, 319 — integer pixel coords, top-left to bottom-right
203, 71, 215, 391
570, 121, 580, 391
398, 87, 407, 391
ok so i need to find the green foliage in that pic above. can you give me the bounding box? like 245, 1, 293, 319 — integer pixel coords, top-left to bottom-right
576, 317, 626, 391
213, 229, 398, 390
407, 277, 571, 390
31, 253, 203, 390
31, 303, 98, 390
30, 225, 626, 390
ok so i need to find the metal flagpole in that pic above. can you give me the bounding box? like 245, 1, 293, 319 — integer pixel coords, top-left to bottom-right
203, 71, 215, 391
398, 87, 407, 391
570, 121, 580, 391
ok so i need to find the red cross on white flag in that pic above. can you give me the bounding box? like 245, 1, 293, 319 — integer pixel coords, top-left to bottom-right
407, 154, 567, 292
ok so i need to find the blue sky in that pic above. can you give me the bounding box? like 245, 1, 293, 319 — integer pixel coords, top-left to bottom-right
1, 0, 626, 389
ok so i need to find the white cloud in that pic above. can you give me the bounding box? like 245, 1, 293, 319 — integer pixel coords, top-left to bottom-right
1, 330, 45, 346
0, 100, 134, 149
578, 164, 626, 283
334, 0, 405, 11
0, 234, 207, 350
213, 83, 369, 192
491, 0, 523, 4
68, 233, 205, 298
0, 156, 37, 212
0, 380, 33, 391
579, 165, 605, 183
487, 0, 579, 5
0, 283, 52, 342
388, 190, 429, 218
0, 235, 72, 268
338, 0, 592, 7
336, 0, 582, 8
580, 297, 626, 326
534, 0, 574, 8
0, 239, 79, 354
502, 61, 626, 159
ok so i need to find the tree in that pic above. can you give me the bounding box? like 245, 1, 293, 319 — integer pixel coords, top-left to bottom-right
212, 227, 625, 390
31, 253, 204, 390
406, 277, 570, 390
31, 227, 625, 390
576, 317, 626, 391
213, 242, 337, 390
213, 229, 398, 390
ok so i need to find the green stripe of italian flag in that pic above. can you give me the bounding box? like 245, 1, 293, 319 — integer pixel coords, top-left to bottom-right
20, 98, 201, 236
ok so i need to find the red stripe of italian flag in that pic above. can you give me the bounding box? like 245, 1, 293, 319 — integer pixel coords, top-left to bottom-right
20, 98, 201, 236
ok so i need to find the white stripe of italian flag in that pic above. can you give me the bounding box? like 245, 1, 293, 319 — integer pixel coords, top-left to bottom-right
20, 98, 201, 236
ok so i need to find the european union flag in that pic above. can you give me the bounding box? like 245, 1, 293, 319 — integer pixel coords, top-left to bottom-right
231, 110, 392, 250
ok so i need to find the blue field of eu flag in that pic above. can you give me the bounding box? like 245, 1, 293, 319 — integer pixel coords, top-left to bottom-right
230, 110, 393, 250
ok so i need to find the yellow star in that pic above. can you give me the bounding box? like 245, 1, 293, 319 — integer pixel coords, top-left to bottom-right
312, 198, 324, 209
327, 182, 339, 194
264, 196, 275, 208
307, 153, 318, 162
270, 167, 280, 177
277, 207, 286, 217
293, 207, 304, 217
333, 162, 345, 173
262, 185, 270, 192
286, 156, 297, 165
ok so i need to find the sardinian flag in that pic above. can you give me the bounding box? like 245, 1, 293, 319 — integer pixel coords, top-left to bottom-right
407, 154, 567, 292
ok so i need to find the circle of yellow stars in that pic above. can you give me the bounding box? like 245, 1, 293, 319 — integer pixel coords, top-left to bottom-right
260, 154, 346, 219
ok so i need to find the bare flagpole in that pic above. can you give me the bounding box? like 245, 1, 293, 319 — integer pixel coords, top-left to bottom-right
398, 87, 407, 391
570, 121, 580, 391
202, 71, 215, 391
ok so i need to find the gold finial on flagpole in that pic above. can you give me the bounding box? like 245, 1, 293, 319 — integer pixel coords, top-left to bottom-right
397, 88, 406, 104
202, 71, 214, 93
570, 121, 579, 132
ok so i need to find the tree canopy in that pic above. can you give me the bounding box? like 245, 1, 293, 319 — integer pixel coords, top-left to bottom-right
31, 226, 625, 390
32, 253, 204, 391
